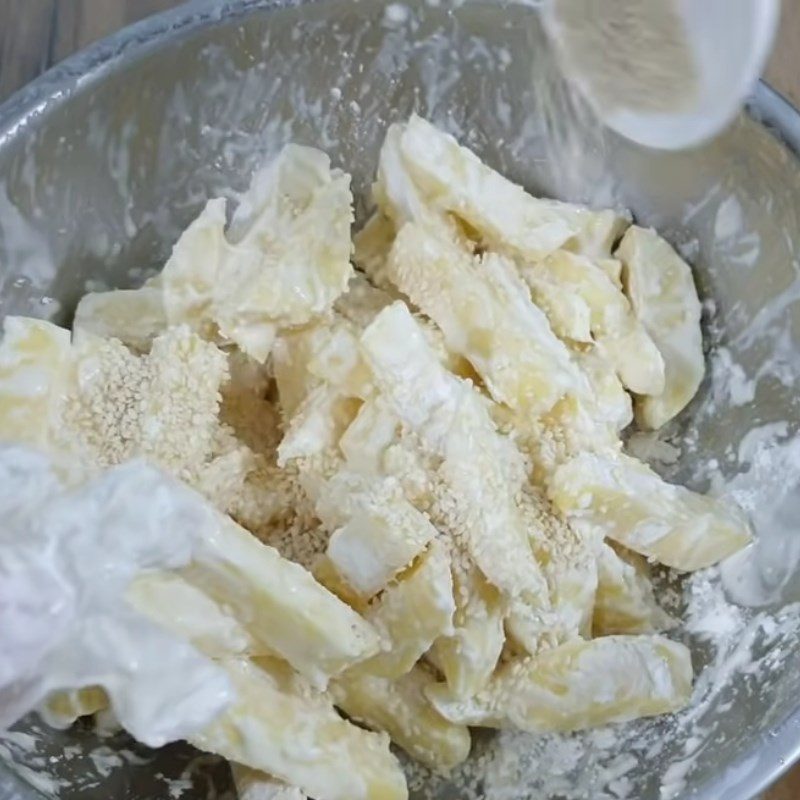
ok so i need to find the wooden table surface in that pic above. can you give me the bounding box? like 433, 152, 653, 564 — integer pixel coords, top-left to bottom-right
1, 1, 799, 798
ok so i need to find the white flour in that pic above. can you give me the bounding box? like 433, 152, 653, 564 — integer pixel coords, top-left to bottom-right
543, 0, 699, 115
0, 450, 233, 747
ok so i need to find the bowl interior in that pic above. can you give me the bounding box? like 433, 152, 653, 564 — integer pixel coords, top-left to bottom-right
1, 2, 800, 798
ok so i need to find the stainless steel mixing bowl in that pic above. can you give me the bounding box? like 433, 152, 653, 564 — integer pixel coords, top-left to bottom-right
1, 2, 799, 798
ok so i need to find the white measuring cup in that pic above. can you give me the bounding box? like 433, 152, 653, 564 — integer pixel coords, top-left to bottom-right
543, 0, 782, 150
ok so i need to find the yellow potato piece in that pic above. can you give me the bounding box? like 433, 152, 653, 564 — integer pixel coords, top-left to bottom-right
335, 273, 397, 329
96, 147, 354, 364
181, 517, 381, 687
617, 226, 705, 430
214, 147, 354, 361
561, 207, 631, 260
273, 316, 370, 413
355, 540, 455, 679
381, 115, 630, 265
440, 401, 549, 605
313, 469, 438, 600
596, 257, 624, 288
273, 316, 372, 426
0, 317, 71, 447
126, 571, 262, 659
311, 554, 369, 612
339, 399, 441, 512
373, 123, 430, 228
389, 115, 576, 258
505, 544, 596, 652
231, 765, 306, 800
352, 213, 398, 292
532, 250, 665, 396
44, 686, 109, 726
73, 286, 167, 350
385, 220, 585, 416
429, 565, 505, 700
518, 268, 592, 343
313, 471, 389, 527
498, 392, 618, 485
594, 544, 676, 636
277, 384, 360, 467
160, 197, 229, 338
426, 635, 692, 732
338, 397, 401, 476
571, 344, 633, 434
272, 325, 329, 419
361, 302, 549, 603
510, 486, 599, 649
550, 450, 751, 571
326, 498, 438, 600
306, 322, 372, 400
332, 665, 471, 772
190, 658, 407, 800
360, 301, 465, 441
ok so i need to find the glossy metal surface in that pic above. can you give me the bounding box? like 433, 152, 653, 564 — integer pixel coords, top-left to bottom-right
0, 1, 799, 798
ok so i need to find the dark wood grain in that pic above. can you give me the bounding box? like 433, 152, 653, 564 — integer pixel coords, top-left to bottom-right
49, 1, 127, 64
0, 0, 57, 101
0, 1, 799, 797
0, 0, 184, 102
765, 0, 800, 108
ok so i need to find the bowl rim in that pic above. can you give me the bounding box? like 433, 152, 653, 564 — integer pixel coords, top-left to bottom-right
0, 0, 298, 149
0, 2, 799, 799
